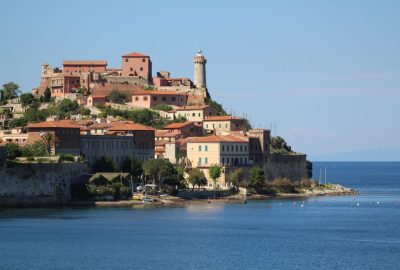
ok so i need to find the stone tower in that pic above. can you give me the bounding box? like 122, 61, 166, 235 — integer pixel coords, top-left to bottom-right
193, 49, 207, 89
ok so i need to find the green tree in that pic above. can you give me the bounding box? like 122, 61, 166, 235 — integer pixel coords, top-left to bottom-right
188, 169, 207, 189
248, 166, 265, 192
20, 93, 37, 107
43, 87, 51, 102
1, 82, 20, 101
142, 159, 176, 191
229, 167, 244, 190
81, 108, 91, 116
270, 136, 293, 155
41, 132, 57, 155
108, 90, 128, 103
22, 141, 47, 157
5, 143, 22, 160
58, 99, 79, 116
93, 157, 117, 173
208, 164, 222, 190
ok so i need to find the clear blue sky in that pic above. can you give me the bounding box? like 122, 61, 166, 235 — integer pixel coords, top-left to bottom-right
1, 0, 399, 160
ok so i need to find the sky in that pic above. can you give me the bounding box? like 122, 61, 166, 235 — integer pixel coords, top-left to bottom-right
1, 0, 399, 161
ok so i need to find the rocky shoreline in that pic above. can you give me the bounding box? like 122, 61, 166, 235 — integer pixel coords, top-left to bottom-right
64, 184, 358, 208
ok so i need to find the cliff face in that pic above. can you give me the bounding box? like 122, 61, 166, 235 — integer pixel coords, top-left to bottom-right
0, 162, 88, 207
265, 154, 308, 181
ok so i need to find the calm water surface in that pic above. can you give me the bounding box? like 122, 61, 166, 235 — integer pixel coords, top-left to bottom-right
1, 162, 400, 270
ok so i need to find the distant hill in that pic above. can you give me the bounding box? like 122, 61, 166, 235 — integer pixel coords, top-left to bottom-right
309, 148, 400, 162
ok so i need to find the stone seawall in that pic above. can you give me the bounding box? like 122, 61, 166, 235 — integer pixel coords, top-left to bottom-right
265, 154, 308, 181
0, 162, 89, 207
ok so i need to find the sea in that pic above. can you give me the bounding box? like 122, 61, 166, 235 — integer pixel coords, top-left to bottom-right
0, 162, 399, 270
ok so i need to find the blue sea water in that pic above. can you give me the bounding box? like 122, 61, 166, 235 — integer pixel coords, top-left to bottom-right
0, 162, 400, 270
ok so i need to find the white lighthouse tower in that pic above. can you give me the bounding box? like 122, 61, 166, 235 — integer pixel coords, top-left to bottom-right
193, 49, 207, 89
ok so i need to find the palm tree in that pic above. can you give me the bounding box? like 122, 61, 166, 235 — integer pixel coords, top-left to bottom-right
41, 132, 57, 156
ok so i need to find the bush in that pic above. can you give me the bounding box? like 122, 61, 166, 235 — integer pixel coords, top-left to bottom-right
151, 104, 173, 112
5, 143, 22, 160
21, 141, 47, 157
59, 153, 75, 162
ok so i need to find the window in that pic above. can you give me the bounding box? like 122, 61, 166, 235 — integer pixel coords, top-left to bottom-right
222, 145, 225, 151
125, 58, 128, 62
142, 58, 146, 62
130, 68, 133, 71
153, 96, 157, 101
143, 97, 148, 101
162, 97, 166, 101
236, 145, 238, 151
240, 145, 243, 151
172, 97, 176, 101
205, 157, 208, 164
135, 97, 139, 101
222, 157, 224, 164
231, 145, 234, 151
205, 145, 208, 151
198, 157, 202, 165
192, 113, 195, 117
140, 67, 143, 71
219, 124, 221, 128
198, 145, 202, 151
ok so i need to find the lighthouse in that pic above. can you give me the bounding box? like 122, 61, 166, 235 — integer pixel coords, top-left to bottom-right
193, 49, 207, 89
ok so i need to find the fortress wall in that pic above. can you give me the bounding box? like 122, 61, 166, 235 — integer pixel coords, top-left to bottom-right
265, 154, 308, 181
0, 162, 88, 207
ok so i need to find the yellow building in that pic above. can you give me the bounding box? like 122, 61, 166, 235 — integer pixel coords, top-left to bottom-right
186, 135, 249, 189
203, 115, 246, 134
168, 105, 218, 123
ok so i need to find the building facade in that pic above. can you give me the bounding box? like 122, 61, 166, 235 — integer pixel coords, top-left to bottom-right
131, 91, 187, 108
27, 121, 81, 155
121, 52, 152, 84
203, 116, 246, 134
186, 135, 249, 189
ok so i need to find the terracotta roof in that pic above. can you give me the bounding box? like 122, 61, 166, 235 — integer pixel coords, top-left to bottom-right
203, 115, 244, 122
155, 130, 180, 137
187, 135, 248, 143
63, 60, 107, 66
28, 120, 80, 129
122, 52, 149, 58
163, 121, 193, 129
133, 90, 187, 96
109, 122, 155, 131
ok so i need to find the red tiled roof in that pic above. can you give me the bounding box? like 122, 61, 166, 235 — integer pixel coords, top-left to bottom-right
163, 121, 193, 129
187, 135, 248, 143
155, 130, 180, 137
28, 120, 80, 129
122, 52, 149, 58
63, 60, 107, 66
132, 90, 187, 96
203, 115, 244, 121
109, 122, 155, 131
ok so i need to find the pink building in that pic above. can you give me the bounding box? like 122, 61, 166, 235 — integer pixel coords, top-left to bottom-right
87, 95, 107, 107
63, 60, 107, 74
121, 52, 152, 83
132, 91, 187, 109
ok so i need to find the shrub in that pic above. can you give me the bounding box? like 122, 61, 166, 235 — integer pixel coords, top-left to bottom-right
59, 153, 75, 162
151, 104, 173, 112
5, 143, 22, 160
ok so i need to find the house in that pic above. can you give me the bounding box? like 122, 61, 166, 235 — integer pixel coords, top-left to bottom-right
80, 122, 155, 168
168, 105, 218, 123
131, 91, 187, 109
186, 135, 250, 189
87, 95, 107, 107
27, 120, 81, 155
203, 115, 246, 134
163, 121, 203, 138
